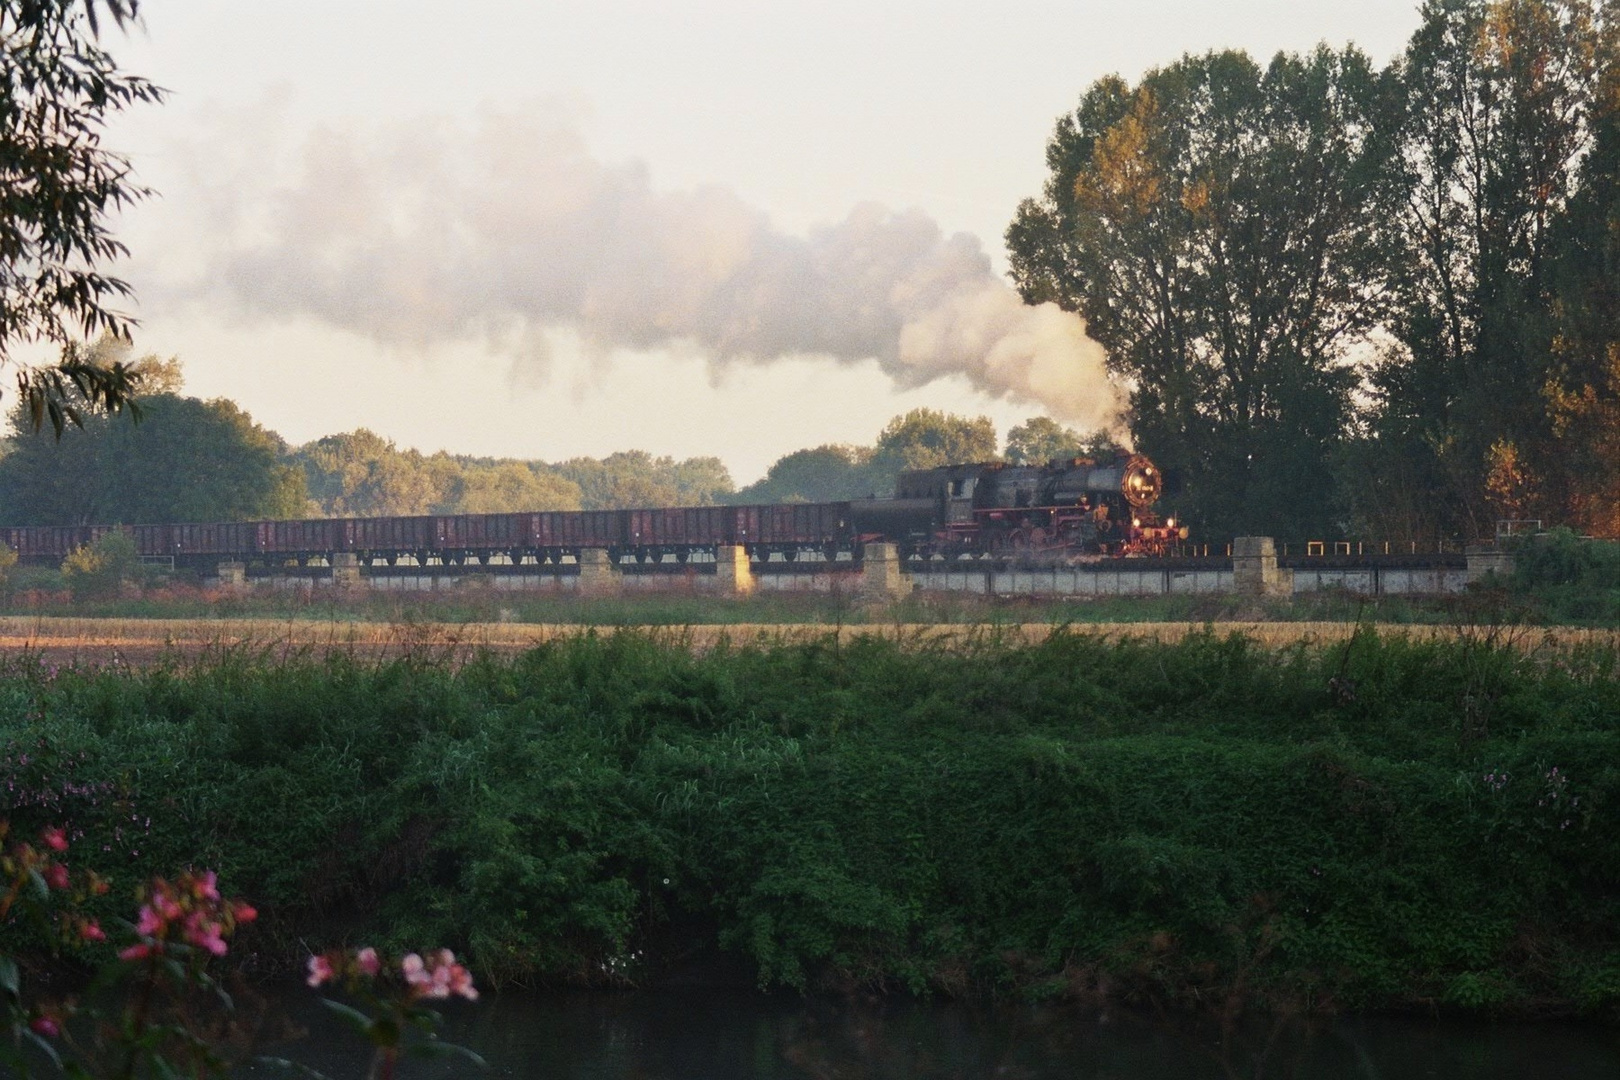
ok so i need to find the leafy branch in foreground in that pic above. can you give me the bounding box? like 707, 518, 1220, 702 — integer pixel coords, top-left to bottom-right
0, 0, 163, 430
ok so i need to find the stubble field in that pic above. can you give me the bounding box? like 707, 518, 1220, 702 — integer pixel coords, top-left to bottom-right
0, 614, 1613, 666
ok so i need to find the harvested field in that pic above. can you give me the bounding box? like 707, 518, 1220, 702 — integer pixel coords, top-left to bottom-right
0, 616, 1611, 667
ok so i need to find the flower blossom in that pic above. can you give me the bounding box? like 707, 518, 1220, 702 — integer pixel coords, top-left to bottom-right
402, 949, 478, 1001
40, 827, 67, 852
307, 954, 335, 988
122, 870, 254, 963
306, 947, 477, 1001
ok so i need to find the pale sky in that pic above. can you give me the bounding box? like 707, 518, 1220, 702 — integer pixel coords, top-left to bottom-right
98, 1, 1423, 483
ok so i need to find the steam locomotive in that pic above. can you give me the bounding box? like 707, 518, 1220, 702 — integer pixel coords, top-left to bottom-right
0, 453, 1181, 567
857, 453, 1184, 559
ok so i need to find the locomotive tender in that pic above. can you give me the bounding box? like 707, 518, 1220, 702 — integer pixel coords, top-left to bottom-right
0, 453, 1181, 569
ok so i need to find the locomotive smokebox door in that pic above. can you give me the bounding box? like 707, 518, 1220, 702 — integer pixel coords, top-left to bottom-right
1121, 456, 1162, 508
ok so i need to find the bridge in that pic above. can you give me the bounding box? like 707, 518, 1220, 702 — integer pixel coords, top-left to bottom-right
215, 537, 1496, 599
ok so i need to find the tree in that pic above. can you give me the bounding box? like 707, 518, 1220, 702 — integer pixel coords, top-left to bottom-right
1002, 417, 1123, 464
60, 526, 137, 598
0, 387, 306, 524
732, 444, 878, 503
1004, 417, 1084, 465
0, 1, 163, 433
1008, 47, 1397, 539
295, 429, 443, 517
554, 451, 734, 510
440, 461, 582, 513
1538, 3, 1620, 535
667, 456, 735, 505
1358, 0, 1606, 538
867, 409, 998, 492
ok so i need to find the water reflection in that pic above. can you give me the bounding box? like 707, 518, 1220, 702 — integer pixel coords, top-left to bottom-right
241, 989, 1620, 1080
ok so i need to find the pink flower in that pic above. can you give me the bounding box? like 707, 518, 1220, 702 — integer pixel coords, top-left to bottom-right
194, 870, 220, 902
231, 901, 258, 924
135, 904, 164, 937
79, 919, 106, 943
29, 1016, 60, 1039
183, 913, 228, 957
402, 952, 431, 992
356, 947, 380, 977
399, 949, 478, 1001
448, 965, 479, 1001
119, 943, 156, 962
307, 954, 335, 988
40, 826, 67, 852
43, 864, 69, 891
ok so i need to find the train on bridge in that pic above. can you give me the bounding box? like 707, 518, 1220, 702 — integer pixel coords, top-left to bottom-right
0, 454, 1186, 569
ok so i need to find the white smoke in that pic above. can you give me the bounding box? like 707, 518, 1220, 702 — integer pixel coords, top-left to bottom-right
163, 107, 1120, 429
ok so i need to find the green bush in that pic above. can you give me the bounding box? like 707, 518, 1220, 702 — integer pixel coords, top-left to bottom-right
1, 628, 1617, 1014
60, 529, 142, 600
1506, 529, 1620, 624
1512, 528, 1620, 590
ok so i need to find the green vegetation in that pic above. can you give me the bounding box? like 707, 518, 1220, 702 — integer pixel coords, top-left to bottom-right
1508, 529, 1620, 624
3, 628, 1616, 1017
554, 450, 733, 511
59, 529, 142, 601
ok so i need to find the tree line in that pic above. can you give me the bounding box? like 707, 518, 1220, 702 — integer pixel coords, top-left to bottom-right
1009, 0, 1620, 542
0, 350, 1116, 525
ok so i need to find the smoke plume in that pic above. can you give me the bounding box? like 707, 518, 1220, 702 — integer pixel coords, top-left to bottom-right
169, 108, 1119, 428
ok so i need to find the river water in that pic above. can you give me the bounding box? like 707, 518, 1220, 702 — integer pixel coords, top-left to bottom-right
238, 989, 1620, 1079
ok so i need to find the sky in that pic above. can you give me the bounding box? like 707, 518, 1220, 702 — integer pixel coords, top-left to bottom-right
96, 1, 1425, 484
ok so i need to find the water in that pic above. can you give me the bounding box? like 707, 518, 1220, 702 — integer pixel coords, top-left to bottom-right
239, 990, 1620, 1080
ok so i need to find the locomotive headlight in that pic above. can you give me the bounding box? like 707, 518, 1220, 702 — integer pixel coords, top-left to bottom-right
1167, 517, 1175, 528
1132, 518, 1141, 528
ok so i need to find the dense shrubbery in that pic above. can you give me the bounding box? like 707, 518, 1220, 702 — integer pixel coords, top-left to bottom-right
1510, 529, 1620, 624
59, 531, 143, 601
1, 628, 1616, 1016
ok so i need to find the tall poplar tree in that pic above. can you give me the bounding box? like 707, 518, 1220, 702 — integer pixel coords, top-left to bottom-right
1541, 2, 1620, 534
1008, 47, 1397, 539
1355, 0, 1604, 539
